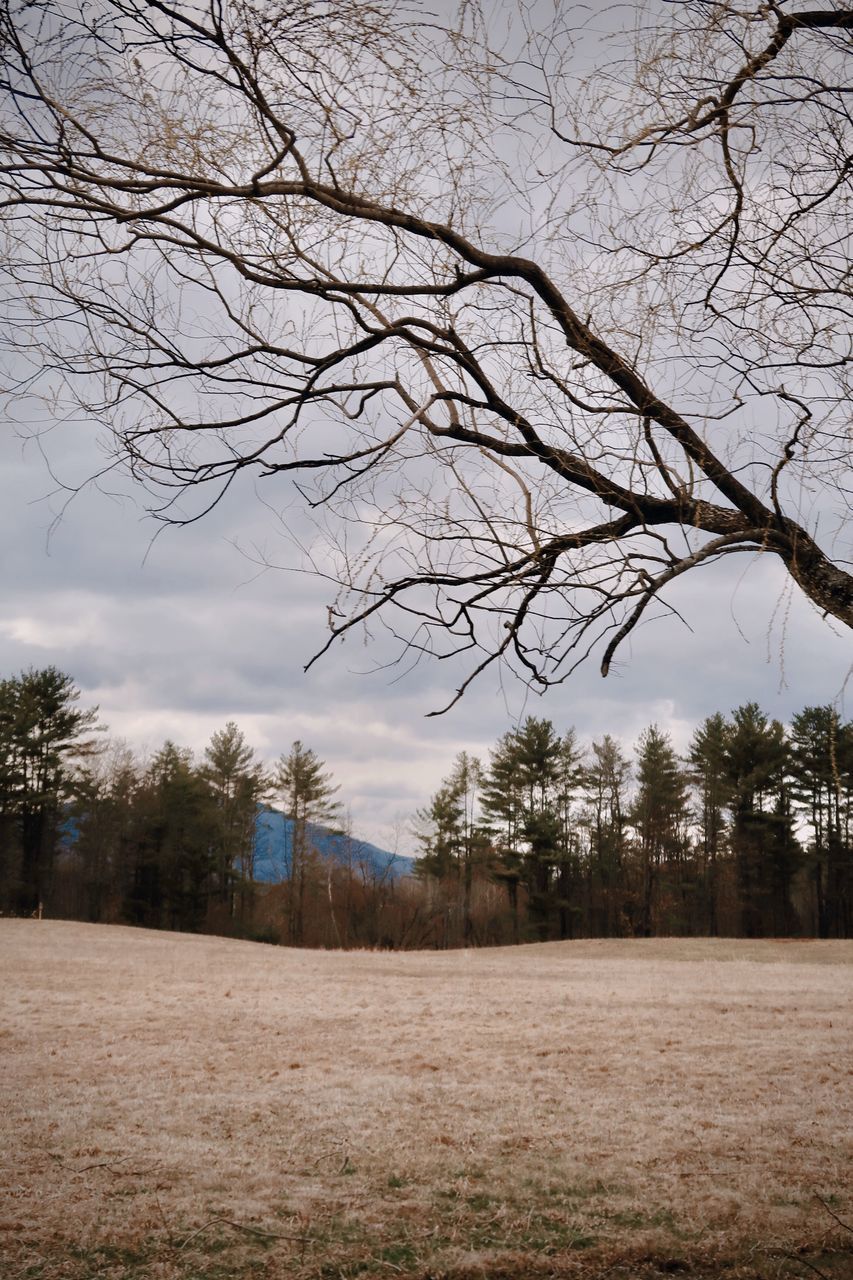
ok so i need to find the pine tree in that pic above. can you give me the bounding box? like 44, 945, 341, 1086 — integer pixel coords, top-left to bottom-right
688, 713, 730, 936
480, 729, 526, 942
0, 677, 23, 906
125, 742, 219, 932
482, 718, 582, 941
724, 705, 799, 937
414, 752, 483, 946
0, 667, 99, 913
275, 741, 340, 944
553, 729, 586, 939
582, 736, 630, 937
202, 722, 268, 920
631, 726, 690, 936
71, 740, 139, 922
789, 706, 853, 938
514, 718, 564, 940
414, 779, 465, 883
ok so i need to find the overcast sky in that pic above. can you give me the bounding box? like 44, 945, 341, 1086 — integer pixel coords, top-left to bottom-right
1, 1, 851, 855
2, 408, 851, 854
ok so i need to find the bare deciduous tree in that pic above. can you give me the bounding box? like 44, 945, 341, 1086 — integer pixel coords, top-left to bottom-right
1, 0, 850, 708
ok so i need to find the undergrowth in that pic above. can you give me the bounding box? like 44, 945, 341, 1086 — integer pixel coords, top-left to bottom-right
7, 1186, 852, 1280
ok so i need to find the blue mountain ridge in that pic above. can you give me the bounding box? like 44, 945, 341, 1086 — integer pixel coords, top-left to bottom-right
59, 806, 414, 882
252, 806, 414, 883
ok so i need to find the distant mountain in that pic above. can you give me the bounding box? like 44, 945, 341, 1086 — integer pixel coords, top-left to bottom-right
60, 802, 412, 883
252, 807, 414, 883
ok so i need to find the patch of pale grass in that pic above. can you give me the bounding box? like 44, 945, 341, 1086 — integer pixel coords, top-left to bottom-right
1, 922, 851, 1279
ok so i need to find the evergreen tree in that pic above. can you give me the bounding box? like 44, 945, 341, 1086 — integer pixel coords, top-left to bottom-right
202, 722, 268, 920
553, 729, 586, 939
482, 718, 584, 941
724, 705, 799, 937
414, 776, 466, 883
71, 740, 139, 922
789, 706, 853, 938
514, 718, 564, 940
275, 741, 340, 944
413, 773, 466, 948
414, 752, 483, 946
0, 667, 99, 913
630, 726, 690, 936
688, 713, 730, 936
480, 729, 526, 941
582, 736, 630, 936
125, 742, 218, 932
0, 677, 23, 906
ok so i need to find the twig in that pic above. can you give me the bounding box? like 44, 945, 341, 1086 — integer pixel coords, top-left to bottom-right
152, 1188, 175, 1247
813, 1192, 853, 1234
784, 1252, 831, 1280
308, 1144, 347, 1169
177, 1215, 310, 1250
80, 1156, 147, 1173
39, 1148, 153, 1175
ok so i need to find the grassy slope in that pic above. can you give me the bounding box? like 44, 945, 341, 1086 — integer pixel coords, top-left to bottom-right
1, 921, 851, 1280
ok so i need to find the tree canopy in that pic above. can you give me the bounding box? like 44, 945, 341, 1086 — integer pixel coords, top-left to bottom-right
0, 666, 98, 911
1, 1, 850, 705
1, 666, 851, 941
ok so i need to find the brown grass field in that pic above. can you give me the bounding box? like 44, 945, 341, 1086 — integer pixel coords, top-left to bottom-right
1, 921, 851, 1280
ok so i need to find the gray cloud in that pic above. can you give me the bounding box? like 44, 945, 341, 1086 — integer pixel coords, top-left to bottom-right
2, 412, 850, 855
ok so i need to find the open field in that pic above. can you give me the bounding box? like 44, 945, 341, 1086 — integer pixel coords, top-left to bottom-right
1, 922, 851, 1280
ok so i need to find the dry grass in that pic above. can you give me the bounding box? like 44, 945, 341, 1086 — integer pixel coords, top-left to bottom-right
1, 921, 851, 1280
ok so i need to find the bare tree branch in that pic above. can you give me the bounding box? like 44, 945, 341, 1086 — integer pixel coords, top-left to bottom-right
0, 0, 850, 703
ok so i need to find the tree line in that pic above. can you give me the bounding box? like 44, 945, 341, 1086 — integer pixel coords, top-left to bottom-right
1, 667, 850, 947
415, 710, 853, 945
0, 668, 353, 943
